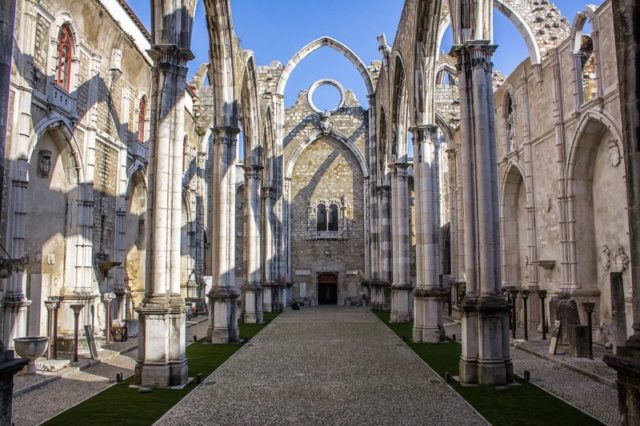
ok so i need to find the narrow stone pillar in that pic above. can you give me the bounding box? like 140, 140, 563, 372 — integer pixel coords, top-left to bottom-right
0, 345, 27, 426
207, 126, 240, 343
412, 125, 443, 342
378, 185, 392, 310
603, 2, 640, 424
453, 41, 511, 385
262, 185, 276, 313
390, 163, 411, 323
135, 45, 191, 388
242, 164, 263, 324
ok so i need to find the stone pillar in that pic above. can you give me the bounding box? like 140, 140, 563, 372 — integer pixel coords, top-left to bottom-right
242, 164, 263, 324
446, 148, 458, 283
412, 125, 443, 342
135, 44, 191, 388
603, 2, 640, 424
378, 185, 392, 310
0, 345, 27, 426
390, 163, 411, 323
453, 41, 511, 385
207, 126, 240, 343
262, 185, 276, 313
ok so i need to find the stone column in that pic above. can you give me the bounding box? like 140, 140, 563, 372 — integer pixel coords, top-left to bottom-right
378, 185, 392, 310
135, 45, 191, 388
446, 148, 458, 283
207, 126, 240, 343
262, 185, 276, 313
453, 41, 511, 385
412, 125, 443, 342
390, 162, 411, 323
242, 164, 263, 324
603, 2, 640, 424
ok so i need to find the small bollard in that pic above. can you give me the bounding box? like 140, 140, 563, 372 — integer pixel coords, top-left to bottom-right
444, 372, 451, 383
523, 370, 531, 381
116, 372, 123, 383
193, 335, 197, 342
452, 334, 456, 342
196, 373, 203, 384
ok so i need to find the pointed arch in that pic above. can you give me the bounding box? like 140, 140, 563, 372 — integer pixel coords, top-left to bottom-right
240, 53, 262, 166
276, 36, 374, 98
391, 53, 408, 163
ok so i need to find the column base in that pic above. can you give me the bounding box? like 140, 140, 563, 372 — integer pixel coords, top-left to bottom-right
413, 288, 444, 343
459, 295, 511, 385
604, 334, 640, 425
207, 288, 239, 344
262, 283, 274, 313
241, 285, 260, 324
1, 298, 31, 349
135, 297, 188, 388
390, 285, 412, 323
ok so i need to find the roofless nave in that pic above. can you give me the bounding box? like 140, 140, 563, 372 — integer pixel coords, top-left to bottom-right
0, 0, 639, 424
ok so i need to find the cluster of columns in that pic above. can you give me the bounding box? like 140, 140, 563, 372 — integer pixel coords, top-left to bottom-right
135, 43, 191, 388
453, 41, 511, 385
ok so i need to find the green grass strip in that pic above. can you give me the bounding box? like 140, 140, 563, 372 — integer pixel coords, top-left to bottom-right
45, 312, 279, 426
374, 311, 603, 426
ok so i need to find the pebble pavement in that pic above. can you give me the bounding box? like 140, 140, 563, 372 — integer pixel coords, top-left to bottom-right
157, 307, 487, 426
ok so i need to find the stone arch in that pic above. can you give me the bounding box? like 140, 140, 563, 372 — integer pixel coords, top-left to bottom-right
204, 0, 238, 127
500, 161, 528, 289
414, 0, 443, 126
435, 63, 458, 86
437, 0, 542, 65
285, 129, 369, 180
123, 169, 148, 308
565, 111, 627, 299
240, 53, 262, 166
276, 36, 374, 98
49, 12, 81, 90
570, 5, 603, 106
390, 52, 409, 163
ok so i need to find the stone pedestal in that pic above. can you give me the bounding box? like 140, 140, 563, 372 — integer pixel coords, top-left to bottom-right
135, 297, 188, 388
241, 284, 261, 324
0, 347, 27, 426
390, 285, 411, 323
207, 288, 239, 344
262, 282, 274, 313
604, 338, 640, 426
413, 288, 444, 343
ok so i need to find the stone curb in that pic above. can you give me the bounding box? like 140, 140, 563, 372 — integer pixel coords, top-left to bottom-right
13, 375, 61, 397
512, 342, 617, 389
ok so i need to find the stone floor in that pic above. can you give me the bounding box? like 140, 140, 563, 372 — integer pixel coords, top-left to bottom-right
157, 307, 487, 426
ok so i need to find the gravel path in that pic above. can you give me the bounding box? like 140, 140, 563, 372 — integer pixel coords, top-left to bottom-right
157, 307, 486, 426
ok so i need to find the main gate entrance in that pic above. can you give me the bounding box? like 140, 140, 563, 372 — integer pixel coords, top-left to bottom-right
317, 273, 338, 305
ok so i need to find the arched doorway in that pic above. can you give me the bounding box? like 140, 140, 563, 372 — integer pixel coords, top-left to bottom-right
317, 273, 338, 305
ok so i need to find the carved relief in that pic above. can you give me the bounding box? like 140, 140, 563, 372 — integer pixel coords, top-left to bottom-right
600, 245, 610, 271
608, 140, 621, 167
37, 149, 52, 178
614, 245, 629, 273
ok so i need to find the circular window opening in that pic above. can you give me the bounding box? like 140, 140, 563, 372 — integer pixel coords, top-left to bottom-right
308, 79, 345, 113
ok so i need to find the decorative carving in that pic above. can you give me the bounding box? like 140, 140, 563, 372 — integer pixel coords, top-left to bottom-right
37, 150, 52, 178
614, 245, 629, 273
319, 110, 333, 135
608, 140, 621, 167
600, 245, 610, 271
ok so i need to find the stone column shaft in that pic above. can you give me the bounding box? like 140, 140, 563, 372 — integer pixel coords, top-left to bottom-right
242, 164, 263, 324
390, 163, 411, 323
378, 185, 392, 310
207, 126, 239, 343
262, 185, 276, 313
454, 41, 511, 385
412, 125, 443, 342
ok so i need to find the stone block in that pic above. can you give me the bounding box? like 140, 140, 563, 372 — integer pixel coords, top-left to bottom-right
567, 325, 590, 358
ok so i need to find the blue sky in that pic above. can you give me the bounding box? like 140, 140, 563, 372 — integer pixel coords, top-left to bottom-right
128, 0, 602, 109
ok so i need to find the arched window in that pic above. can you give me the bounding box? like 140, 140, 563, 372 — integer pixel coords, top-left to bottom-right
316, 205, 327, 232
579, 35, 597, 103
505, 92, 515, 152
137, 96, 147, 143
55, 25, 73, 91
328, 204, 339, 231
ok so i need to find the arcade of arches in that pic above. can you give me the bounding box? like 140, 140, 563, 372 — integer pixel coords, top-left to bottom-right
1, 0, 640, 423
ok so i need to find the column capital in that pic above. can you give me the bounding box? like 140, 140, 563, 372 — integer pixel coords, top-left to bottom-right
212, 126, 241, 145
392, 162, 410, 179
377, 185, 391, 198
451, 40, 496, 73
244, 163, 263, 180
148, 44, 195, 64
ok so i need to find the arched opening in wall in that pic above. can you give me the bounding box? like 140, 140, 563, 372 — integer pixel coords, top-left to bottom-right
569, 117, 630, 345
378, 108, 388, 184
316, 204, 327, 232
407, 130, 414, 160
55, 24, 74, 91
181, 197, 196, 301
137, 96, 147, 143
504, 91, 516, 153
237, 129, 245, 163
391, 55, 408, 163
24, 129, 75, 336
283, 46, 368, 110
500, 164, 528, 323
435, 67, 457, 87
572, 11, 599, 106
124, 170, 147, 316
328, 204, 339, 231
317, 273, 338, 305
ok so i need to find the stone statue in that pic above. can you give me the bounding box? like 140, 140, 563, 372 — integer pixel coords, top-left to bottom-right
614, 245, 629, 272
608, 140, 621, 167
600, 245, 611, 271
319, 110, 333, 135
37, 150, 52, 178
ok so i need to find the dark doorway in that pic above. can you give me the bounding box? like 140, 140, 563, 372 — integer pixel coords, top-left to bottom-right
317, 273, 338, 305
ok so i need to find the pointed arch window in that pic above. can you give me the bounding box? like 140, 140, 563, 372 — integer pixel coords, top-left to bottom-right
316, 204, 327, 232
137, 96, 147, 143
55, 25, 73, 91
328, 204, 339, 231
505, 92, 515, 153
